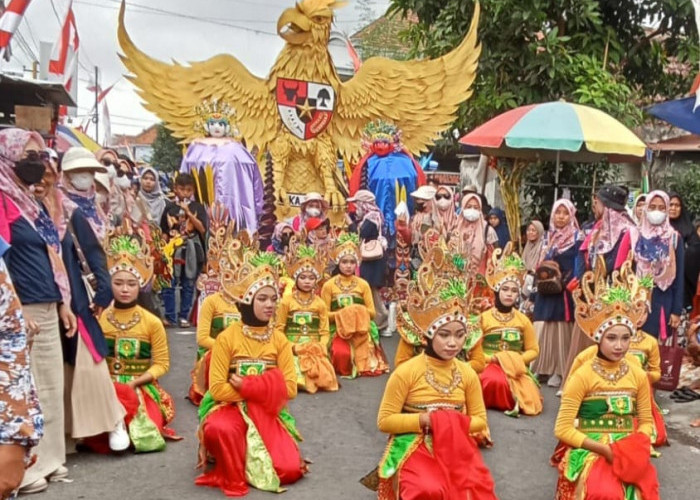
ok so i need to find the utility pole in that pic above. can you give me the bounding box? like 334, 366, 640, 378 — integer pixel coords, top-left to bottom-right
93, 66, 99, 143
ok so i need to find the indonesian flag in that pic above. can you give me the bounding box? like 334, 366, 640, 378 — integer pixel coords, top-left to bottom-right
0, 0, 32, 57
49, 0, 79, 91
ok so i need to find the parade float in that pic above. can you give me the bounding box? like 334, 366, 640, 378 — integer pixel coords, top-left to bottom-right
117, 0, 482, 217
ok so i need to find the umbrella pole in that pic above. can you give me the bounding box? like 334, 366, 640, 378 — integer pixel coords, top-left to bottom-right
553, 151, 560, 200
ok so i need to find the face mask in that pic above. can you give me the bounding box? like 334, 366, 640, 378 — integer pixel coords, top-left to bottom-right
462, 208, 481, 222
14, 159, 46, 186
114, 175, 131, 190
106, 165, 117, 180
96, 191, 108, 208
436, 198, 452, 211
68, 171, 95, 192
305, 207, 321, 218
646, 210, 667, 226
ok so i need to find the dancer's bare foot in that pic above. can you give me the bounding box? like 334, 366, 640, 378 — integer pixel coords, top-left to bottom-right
690, 418, 700, 428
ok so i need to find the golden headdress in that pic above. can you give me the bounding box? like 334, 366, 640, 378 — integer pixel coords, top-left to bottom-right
220, 237, 281, 304
331, 232, 360, 263
485, 242, 526, 292
104, 223, 154, 287
404, 244, 474, 339
285, 236, 326, 279
573, 257, 652, 343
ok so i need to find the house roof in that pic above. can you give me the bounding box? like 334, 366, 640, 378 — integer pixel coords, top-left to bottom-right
0, 73, 76, 107
648, 134, 700, 152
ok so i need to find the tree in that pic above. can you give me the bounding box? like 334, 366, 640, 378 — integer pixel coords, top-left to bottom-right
150, 123, 183, 172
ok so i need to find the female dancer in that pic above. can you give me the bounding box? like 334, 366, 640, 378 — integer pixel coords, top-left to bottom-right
554, 259, 659, 500
275, 241, 338, 393
479, 244, 542, 416
196, 248, 305, 496
320, 233, 389, 378
368, 246, 497, 499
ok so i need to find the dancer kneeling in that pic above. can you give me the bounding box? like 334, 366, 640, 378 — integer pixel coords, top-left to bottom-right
196, 249, 305, 497
479, 243, 542, 416
320, 233, 389, 378
99, 228, 179, 452
276, 240, 338, 393
365, 249, 497, 500
554, 259, 659, 499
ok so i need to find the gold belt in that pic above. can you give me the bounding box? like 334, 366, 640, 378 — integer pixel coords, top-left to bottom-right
577, 415, 635, 433
229, 357, 277, 376
403, 402, 464, 413
107, 356, 150, 376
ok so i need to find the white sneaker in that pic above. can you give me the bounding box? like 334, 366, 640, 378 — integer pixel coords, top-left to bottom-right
20, 478, 48, 494
548, 374, 562, 387
380, 329, 393, 338
109, 420, 130, 452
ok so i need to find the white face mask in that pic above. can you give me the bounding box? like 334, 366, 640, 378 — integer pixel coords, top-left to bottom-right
106, 165, 117, 180
646, 210, 667, 226
68, 171, 95, 192
436, 198, 452, 211
114, 175, 131, 190
305, 207, 321, 218
462, 208, 481, 222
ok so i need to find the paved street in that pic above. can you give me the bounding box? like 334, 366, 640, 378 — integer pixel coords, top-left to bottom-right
48, 329, 700, 500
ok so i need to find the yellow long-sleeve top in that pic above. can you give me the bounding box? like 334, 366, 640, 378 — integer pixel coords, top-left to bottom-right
479, 308, 539, 364
208, 322, 297, 404
196, 292, 240, 352
377, 353, 487, 435
274, 289, 330, 349
394, 338, 487, 374
630, 332, 661, 383
320, 274, 375, 321
554, 358, 653, 449
99, 305, 170, 380
569, 346, 644, 382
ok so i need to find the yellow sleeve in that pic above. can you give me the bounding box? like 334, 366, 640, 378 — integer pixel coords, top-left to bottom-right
520, 314, 539, 365
634, 368, 654, 438
196, 295, 216, 351
208, 332, 242, 403
462, 365, 488, 433
320, 281, 336, 322
275, 333, 298, 400
274, 296, 290, 338
146, 314, 170, 380
480, 314, 492, 364
361, 279, 376, 319
394, 339, 415, 367
318, 300, 330, 349
377, 369, 421, 435
568, 345, 597, 381
554, 370, 588, 448
646, 337, 661, 384
467, 340, 486, 374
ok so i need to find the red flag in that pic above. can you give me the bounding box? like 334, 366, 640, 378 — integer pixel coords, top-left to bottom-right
0, 0, 32, 51
49, 0, 79, 85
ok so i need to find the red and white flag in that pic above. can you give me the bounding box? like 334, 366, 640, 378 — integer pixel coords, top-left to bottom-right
49, 0, 79, 90
0, 0, 32, 55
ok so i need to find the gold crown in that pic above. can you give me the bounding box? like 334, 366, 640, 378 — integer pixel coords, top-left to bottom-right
485, 242, 526, 292
573, 257, 652, 343
105, 222, 154, 287
220, 239, 281, 305
404, 245, 474, 339
194, 98, 241, 138
285, 237, 326, 280
330, 232, 360, 263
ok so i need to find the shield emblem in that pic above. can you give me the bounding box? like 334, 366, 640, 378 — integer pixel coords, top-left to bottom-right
276, 78, 335, 140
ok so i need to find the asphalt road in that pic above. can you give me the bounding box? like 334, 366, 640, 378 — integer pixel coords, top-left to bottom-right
47, 329, 700, 500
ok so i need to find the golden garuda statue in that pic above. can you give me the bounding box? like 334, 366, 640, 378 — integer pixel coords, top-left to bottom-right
117, 0, 481, 208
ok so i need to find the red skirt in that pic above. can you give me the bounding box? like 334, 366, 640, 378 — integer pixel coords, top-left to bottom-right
195, 404, 303, 497
330, 335, 354, 377
479, 363, 515, 411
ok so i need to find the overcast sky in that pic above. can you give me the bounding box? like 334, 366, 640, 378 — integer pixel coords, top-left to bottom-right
1, 0, 391, 142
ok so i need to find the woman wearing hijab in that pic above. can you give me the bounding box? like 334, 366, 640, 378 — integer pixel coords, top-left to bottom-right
268, 221, 295, 255
455, 193, 499, 278
633, 191, 684, 338
668, 192, 694, 245
522, 221, 545, 274
434, 185, 458, 235
532, 200, 581, 389
0, 128, 77, 493
488, 207, 510, 248
136, 167, 167, 225
630, 194, 646, 225
684, 220, 700, 313
290, 192, 329, 232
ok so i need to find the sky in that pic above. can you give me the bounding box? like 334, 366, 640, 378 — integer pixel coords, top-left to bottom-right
1, 0, 391, 143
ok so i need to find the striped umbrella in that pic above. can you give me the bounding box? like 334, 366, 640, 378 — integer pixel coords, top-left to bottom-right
55, 125, 101, 153
460, 101, 647, 198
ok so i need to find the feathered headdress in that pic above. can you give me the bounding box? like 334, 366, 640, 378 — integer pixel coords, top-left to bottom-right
485, 242, 526, 292
285, 236, 326, 280
573, 257, 652, 343
361, 119, 402, 153
104, 222, 154, 287
194, 97, 241, 138
220, 237, 281, 304
330, 232, 360, 263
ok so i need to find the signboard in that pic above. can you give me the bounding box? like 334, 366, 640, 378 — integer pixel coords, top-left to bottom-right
14, 105, 52, 134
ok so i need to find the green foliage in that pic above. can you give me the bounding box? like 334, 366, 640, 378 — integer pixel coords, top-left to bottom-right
150, 123, 183, 173
601, 286, 632, 305
297, 245, 317, 258
657, 162, 700, 220
250, 252, 282, 268
337, 232, 360, 245
439, 278, 468, 300
109, 235, 140, 256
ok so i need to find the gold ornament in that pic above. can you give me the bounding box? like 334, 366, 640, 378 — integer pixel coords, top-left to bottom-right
591, 358, 630, 385
424, 362, 463, 395
104, 220, 154, 287
485, 242, 526, 292
219, 237, 280, 305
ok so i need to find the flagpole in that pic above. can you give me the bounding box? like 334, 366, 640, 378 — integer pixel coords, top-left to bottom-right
93, 65, 99, 144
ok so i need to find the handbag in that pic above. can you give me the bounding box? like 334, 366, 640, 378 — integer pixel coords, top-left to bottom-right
655, 328, 684, 391
65, 212, 97, 302
535, 260, 563, 295
360, 239, 384, 261
128, 391, 166, 453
